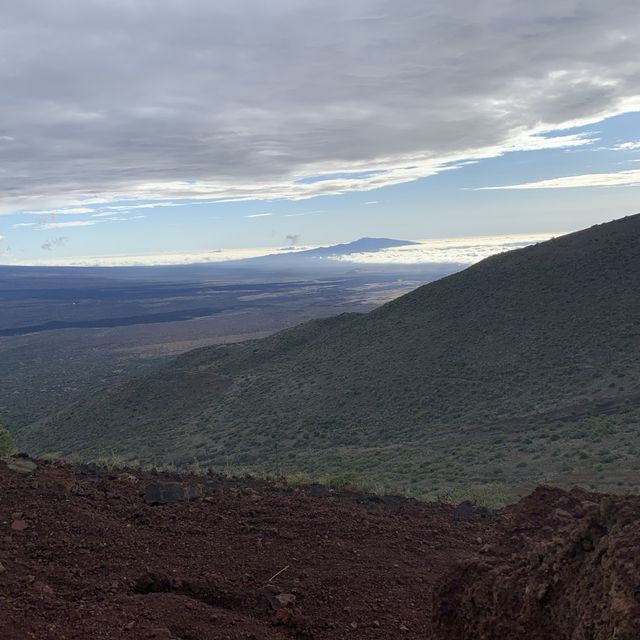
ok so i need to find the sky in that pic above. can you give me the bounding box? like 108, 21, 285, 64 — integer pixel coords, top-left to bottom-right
1, 1, 639, 265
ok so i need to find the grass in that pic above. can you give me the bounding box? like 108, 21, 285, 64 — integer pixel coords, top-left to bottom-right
93, 452, 124, 472
47, 453, 515, 509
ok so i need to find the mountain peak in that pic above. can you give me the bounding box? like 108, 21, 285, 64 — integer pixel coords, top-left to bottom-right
296, 236, 418, 257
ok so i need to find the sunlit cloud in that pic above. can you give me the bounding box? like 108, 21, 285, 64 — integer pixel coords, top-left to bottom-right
612, 141, 640, 150
245, 213, 273, 218
1, 246, 287, 267
24, 130, 592, 211
103, 200, 221, 212
106, 202, 181, 211
284, 211, 323, 217
328, 233, 560, 264
26, 207, 94, 215
41, 220, 97, 229
477, 169, 640, 190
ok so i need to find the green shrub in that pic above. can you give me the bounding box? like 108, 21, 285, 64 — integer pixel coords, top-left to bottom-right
442, 483, 515, 509
0, 426, 17, 457
41, 451, 62, 462
285, 471, 313, 486
93, 452, 122, 471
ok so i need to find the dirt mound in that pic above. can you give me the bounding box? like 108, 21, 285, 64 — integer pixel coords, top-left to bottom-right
1, 458, 639, 639
433, 487, 640, 639
0, 457, 490, 639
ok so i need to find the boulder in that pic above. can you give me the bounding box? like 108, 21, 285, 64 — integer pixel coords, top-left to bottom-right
143, 482, 203, 506
11, 520, 28, 532
3, 456, 38, 475
258, 583, 296, 610
306, 483, 330, 497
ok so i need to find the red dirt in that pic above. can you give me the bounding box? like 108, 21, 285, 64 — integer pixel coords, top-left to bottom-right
1, 459, 639, 639
433, 486, 640, 639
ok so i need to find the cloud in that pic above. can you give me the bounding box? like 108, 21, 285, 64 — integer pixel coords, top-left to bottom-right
41, 236, 67, 251
42, 220, 97, 229
612, 141, 640, 151
4, 246, 286, 267
245, 213, 273, 218
1, 1, 640, 214
478, 168, 640, 190
329, 233, 560, 264
12, 222, 37, 228
27, 207, 94, 215
106, 202, 180, 211
103, 201, 220, 211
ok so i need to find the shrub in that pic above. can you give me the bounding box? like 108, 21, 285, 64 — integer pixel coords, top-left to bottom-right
441, 483, 515, 509
0, 426, 17, 457
93, 452, 122, 471
285, 471, 313, 486
41, 451, 62, 462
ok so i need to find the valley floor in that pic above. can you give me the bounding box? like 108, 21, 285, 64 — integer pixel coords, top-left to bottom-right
1, 457, 638, 639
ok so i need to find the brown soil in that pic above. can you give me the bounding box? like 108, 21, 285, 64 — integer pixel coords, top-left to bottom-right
433, 486, 640, 639
1, 459, 639, 639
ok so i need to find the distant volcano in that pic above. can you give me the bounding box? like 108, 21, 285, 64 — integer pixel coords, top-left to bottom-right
289, 237, 419, 257
233, 237, 419, 267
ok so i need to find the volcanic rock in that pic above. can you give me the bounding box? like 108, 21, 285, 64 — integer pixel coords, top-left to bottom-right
143, 482, 203, 505
432, 487, 640, 639
10, 520, 28, 532
3, 457, 38, 475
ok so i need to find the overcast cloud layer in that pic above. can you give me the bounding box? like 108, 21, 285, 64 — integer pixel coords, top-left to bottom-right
1, 0, 640, 214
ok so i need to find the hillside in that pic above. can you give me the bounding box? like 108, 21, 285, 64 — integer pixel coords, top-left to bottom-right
2, 457, 639, 639
21, 214, 640, 494
0, 263, 453, 432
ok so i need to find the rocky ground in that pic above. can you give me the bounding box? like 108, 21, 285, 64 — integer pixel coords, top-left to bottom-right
1, 456, 639, 639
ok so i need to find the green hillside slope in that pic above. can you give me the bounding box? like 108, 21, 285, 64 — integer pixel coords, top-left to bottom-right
21, 214, 640, 494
